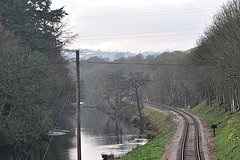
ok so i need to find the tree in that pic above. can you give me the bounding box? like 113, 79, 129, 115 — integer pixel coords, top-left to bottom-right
0, 0, 73, 150
0, 23, 57, 148
189, 0, 240, 111
127, 72, 151, 135
0, 0, 67, 53
102, 70, 128, 110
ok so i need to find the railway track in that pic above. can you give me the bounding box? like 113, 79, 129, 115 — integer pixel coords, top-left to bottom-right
144, 101, 203, 160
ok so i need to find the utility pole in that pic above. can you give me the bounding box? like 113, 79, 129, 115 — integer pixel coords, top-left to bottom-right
76, 50, 81, 160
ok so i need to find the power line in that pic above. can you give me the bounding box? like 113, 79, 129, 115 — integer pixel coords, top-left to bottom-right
69, 7, 215, 20
73, 6, 216, 18
80, 61, 184, 66
79, 61, 210, 69
12, 7, 213, 22
79, 28, 204, 38
79, 32, 201, 40
11, 6, 216, 22
42, 81, 74, 160
0, 58, 75, 73
81, 66, 105, 136
24, 71, 71, 160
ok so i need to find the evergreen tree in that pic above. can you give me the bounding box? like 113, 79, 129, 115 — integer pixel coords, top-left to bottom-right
0, 0, 67, 53
0, 0, 72, 151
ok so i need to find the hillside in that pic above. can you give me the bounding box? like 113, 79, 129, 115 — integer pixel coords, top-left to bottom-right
191, 102, 240, 159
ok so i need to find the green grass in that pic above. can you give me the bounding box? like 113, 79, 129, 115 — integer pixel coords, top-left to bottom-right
191, 101, 240, 160
117, 106, 175, 160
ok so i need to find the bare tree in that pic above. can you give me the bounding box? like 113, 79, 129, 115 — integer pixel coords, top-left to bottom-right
127, 72, 151, 135
102, 69, 128, 110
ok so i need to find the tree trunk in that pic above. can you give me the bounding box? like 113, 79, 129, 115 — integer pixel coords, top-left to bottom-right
216, 94, 220, 111
210, 96, 212, 107
216, 87, 220, 111
135, 88, 144, 135
205, 88, 209, 106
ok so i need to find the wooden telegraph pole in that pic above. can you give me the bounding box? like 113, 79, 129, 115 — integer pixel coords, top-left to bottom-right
76, 50, 81, 160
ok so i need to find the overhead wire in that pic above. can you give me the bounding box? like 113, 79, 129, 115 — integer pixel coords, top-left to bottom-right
79, 28, 204, 38
79, 61, 146, 146
42, 81, 74, 160
0, 58, 73, 132
0, 0, 221, 155
74, 28, 204, 41
0, 58, 75, 71
63, 6, 213, 42
17, 51, 193, 158
79, 61, 183, 66
79, 33, 201, 40
2, 0, 210, 151
80, 63, 105, 136
69, 7, 216, 20
15, 6, 217, 22
24, 70, 71, 160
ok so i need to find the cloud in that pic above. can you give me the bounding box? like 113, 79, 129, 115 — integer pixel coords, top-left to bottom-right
52, 0, 228, 52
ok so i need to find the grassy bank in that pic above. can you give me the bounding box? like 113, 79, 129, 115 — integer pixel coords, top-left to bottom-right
191, 101, 240, 159
117, 106, 175, 160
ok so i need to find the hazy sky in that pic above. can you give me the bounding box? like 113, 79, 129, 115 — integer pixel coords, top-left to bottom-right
52, 0, 229, 53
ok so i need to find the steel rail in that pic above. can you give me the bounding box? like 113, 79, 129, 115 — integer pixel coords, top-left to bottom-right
180, 110, 201, 160
143, 101, 201, 160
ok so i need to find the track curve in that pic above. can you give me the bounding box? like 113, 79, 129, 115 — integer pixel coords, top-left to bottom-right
144, 101, 203, 160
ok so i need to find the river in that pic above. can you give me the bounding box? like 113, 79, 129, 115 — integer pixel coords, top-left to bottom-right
0, 107, 147, 160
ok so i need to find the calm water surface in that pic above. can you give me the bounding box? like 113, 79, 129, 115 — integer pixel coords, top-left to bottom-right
68, 107, 147, 160
0, 107, 147, 160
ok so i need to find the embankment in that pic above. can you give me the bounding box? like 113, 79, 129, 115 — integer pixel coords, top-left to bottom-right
117, 105, 175, 160
191, 101, 240, 159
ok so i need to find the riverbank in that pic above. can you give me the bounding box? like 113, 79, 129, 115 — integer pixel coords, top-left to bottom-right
116, 105, 175, 160
190, 101, 240, 159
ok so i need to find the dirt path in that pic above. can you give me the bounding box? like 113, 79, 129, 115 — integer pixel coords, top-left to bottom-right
160, 110, 217, 160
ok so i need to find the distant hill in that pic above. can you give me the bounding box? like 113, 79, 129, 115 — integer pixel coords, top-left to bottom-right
79, 49, 136, 61
62, 49, 162, 61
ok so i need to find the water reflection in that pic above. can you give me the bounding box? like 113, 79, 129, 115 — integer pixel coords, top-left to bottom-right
69, 107, 147, 160
0, 107, 147, 160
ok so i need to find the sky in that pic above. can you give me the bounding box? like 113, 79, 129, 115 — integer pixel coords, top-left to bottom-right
51, 0, 229, 53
